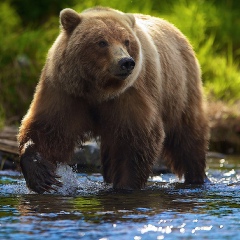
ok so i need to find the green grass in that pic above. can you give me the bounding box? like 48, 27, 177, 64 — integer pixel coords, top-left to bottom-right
1, 0, 240, 125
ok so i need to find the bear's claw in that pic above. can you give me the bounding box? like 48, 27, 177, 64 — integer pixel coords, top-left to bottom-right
20, 147, 62, 193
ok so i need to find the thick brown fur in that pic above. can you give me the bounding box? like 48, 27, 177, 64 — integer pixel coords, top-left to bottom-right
18, 7, 209, 193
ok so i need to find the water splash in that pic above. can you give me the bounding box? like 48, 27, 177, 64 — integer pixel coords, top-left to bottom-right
0, 165, 109, 196
1, 163, 240, 196
55, 163, 79, 195
55, 163, 109, 196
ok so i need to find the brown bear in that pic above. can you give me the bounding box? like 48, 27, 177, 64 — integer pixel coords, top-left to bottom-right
18, 7, 209, 193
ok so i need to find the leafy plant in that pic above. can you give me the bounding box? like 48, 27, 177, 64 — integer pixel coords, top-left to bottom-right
1, 0, 240, 125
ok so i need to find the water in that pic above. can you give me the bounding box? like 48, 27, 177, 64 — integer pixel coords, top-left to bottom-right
0, 157, 240, 240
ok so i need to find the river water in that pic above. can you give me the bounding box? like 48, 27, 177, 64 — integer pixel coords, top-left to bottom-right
0, 156, 240, 239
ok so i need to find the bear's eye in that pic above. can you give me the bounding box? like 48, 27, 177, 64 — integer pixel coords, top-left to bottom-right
98, 40, 108, 48
124, 40, 130, 47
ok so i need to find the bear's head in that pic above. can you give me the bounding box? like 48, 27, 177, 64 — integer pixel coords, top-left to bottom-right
46, 7, 142, 101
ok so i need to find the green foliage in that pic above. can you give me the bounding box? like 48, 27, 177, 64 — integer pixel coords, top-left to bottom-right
10, 0, 76, 26
1, 0, 240, 125
0, 105, 5, 129
73, 0, 155, 13
0, 1, 59, 124
160, 0, 240, 103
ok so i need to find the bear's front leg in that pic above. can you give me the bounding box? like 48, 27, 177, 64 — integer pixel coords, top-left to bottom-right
20, 143, 62, 193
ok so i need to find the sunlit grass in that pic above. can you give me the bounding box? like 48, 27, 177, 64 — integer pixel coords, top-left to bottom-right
1, 0, 240, 124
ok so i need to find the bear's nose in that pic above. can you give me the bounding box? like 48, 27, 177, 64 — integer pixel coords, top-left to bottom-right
118, 57, 135, 72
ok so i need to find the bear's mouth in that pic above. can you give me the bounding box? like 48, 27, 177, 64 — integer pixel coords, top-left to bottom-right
115, 72, 132, 79
103, 78, 125, 89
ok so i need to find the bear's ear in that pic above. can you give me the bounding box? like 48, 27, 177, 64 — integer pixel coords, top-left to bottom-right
60, 8, 81, 33
125, 13, 135, 28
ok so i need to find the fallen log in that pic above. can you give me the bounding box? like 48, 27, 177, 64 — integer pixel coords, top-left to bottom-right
0, 126, 18, 154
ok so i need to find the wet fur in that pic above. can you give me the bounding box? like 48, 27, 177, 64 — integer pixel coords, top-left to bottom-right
18, 7, 209, 193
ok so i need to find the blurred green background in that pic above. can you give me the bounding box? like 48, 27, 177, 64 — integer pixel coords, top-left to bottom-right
0, 0, 240, 127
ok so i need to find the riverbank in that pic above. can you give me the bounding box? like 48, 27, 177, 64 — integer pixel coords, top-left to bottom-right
208, 101, 240, 153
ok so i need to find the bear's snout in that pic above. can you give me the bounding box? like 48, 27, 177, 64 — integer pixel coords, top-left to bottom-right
119, 57, 135, 72
116, 57, 135, 78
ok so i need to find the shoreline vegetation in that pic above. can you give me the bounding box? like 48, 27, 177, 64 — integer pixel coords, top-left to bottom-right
1, 0, 240, 168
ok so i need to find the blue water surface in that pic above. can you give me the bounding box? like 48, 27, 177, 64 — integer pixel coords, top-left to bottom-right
0, 157, 240, 240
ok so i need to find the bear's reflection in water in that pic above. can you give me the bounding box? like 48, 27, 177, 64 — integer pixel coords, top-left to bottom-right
18, 183, 207, 223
